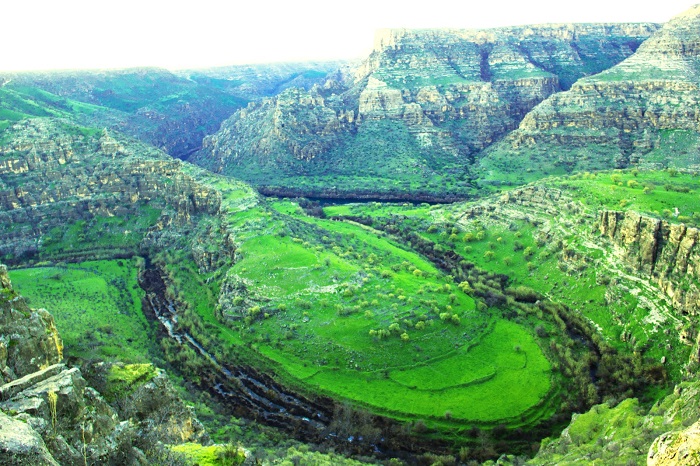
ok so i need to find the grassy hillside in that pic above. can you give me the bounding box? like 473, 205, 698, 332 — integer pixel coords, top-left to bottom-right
325, 169, 699, 386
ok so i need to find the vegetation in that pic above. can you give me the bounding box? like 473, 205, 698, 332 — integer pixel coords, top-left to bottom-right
2, 35, 700, 462
104, 363, 159, 401
150, 197, 555, 430
9, 259, 157, 363
170, 443, 245, 466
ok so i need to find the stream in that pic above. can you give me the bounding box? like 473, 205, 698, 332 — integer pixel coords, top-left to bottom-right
139, 267, 334, 439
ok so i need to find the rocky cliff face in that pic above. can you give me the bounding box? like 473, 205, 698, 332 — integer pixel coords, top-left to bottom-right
192, 23, 656, 195
598, 210, 700, 317
0, 118, 221, 262
0, 265, 62, 384
649, 419, 700, 466
481, 5, 700, 181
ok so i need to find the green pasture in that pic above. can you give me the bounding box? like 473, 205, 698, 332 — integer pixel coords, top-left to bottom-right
9, 259, 155, 363
320, 170, 694, 380
300, 320, 551, 424
552, 169, 700, 225
169, 198, 556, 427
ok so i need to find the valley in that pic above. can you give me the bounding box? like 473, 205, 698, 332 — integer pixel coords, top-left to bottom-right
1, 5, 700, 466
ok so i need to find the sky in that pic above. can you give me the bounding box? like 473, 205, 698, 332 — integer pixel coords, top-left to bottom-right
2, 0, 697, 72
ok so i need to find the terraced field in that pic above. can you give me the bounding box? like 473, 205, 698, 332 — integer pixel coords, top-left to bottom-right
148, 189, 559, 429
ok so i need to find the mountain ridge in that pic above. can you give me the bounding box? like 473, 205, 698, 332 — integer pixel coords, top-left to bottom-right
190, 21, 659, 198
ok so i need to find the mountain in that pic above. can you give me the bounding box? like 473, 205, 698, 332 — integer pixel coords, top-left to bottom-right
480, 4, 700, 185
0, 62, 344, 160
190, 23, 657, 199
3, 7, 700, 466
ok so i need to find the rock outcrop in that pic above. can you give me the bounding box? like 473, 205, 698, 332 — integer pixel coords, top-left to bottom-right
0, 118, 221, 262
0, 264, 62, 384
649, 420, 700, 466
598, 210, 700, 316
528, 381, 700, 465
0, 411, 59, 466
482, 5, 700, 180
192, 23, 656, 195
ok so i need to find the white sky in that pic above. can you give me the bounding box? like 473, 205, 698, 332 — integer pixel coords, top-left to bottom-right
1, 0, 697, 72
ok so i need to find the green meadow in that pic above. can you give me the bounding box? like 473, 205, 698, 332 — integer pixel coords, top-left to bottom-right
154, 197, 557, 428
8, 168, 693, 433
9, 259, 156, 363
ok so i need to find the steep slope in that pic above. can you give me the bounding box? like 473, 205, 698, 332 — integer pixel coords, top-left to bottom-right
480, 4, 700, 185
191, 23, 657, 198
1, 63, 341, 160
0, 118, 222, 263
528, 381, 700, 465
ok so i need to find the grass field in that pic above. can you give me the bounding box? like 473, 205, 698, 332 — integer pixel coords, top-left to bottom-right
322, 169, 697, 383
6, 167, 692, 432
9, 259, 156, 363
156, 197, 556, 428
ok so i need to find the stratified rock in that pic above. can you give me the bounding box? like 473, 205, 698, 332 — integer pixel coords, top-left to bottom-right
0, 411, 59, 466
192, 23, 656, 195
598, 210, 700, 316
482, 5, 700, 179
0, 118, 222, 262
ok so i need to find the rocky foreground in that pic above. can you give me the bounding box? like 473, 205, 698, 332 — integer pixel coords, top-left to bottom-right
0, 264, 209, 465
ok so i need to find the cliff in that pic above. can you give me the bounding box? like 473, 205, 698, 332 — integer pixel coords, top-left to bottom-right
0, 118, 221, 262
598, 210, 700, 318
191, 23, 656, 196
0, 264, 62, 384
451, 180, 700, 372
481, 5, 700, 182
